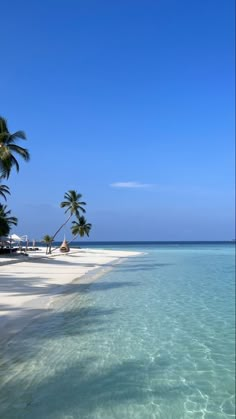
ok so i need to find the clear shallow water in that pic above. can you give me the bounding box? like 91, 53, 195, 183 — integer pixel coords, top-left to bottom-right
0, 244, 235, 418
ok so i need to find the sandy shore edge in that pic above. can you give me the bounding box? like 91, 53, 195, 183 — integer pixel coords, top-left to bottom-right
0, 247, 141, 343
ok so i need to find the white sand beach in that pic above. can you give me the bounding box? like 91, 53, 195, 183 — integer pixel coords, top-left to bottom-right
0, 247, 141, 343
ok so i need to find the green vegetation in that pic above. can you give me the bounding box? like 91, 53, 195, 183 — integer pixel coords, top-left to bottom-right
0, 116, 30, 240
0, 204, 18, 237
0, 116, 30, 179
70, 216, 92, 241
46, 191, 92, 253
0, 117, 92, 250
49, 190, 87, 252
0, 183, 10, 201
42, 234, 54, 255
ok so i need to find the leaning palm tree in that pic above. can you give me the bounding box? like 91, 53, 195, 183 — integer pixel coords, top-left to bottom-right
0, 116, 30, 178
69, 216, 92, 244
42, 234, 54, 255
0, 204, 18, 237
0, 181, 10, 201
51, 190, 86, 244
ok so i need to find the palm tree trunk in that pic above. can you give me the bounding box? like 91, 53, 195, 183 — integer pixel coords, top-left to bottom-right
51, 214, 72, 241
49, 214, 72, 253
48, 214, 73, 254
67, 234, 79, 246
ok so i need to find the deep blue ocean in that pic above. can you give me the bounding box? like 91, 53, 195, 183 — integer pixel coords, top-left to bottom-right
0, 242, 235, 418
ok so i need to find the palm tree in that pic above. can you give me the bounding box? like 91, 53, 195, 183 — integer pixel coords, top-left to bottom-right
0, 216, 10, 238
51, 190, 86, 243
61, 190, 86, 218
42, 234, 54, 254
0, 116, 30, 178
69, 216, 92, 244
0, 181, 10, 201
0, 204, 18, 237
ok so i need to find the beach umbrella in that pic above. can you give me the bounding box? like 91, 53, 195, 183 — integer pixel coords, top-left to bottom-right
8, 234, 23, 242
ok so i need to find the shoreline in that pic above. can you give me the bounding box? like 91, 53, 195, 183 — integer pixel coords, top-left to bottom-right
0, 247, 141, 344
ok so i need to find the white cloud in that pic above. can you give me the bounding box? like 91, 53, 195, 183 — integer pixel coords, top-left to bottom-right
110, 181, 154, 189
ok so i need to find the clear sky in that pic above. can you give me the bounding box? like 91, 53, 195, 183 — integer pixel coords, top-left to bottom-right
1, 0, 235, 241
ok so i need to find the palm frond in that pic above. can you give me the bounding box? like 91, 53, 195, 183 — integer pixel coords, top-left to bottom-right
60, 190, 86, 215
7, 216, 18, 226
10, 131, 27, 141
0, 117, 9, 133
0, 161, 9, 179
71, 216, 92, 237
0, 132, 9, 143
42, 235, 54, 243
0, 117, 29, 178
60, 201, 70, 208
0, 183, 10, 201
10, 155, 20, 173
0, 157, 12, 179
0, 145, 11, 160
0, 204, 18, 228
8, 145, 30, 161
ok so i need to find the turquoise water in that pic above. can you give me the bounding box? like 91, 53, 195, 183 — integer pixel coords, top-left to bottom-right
0, 244, 235, 418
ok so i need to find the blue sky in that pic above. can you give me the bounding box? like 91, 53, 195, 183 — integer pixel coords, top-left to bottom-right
1, 0, 235, 241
